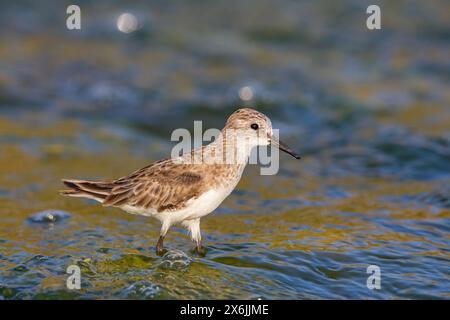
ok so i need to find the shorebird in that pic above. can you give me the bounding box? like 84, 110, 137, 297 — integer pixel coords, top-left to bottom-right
61, 108, 300, 256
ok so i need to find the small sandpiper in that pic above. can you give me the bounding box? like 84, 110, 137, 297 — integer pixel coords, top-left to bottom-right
61, 108, 300, 256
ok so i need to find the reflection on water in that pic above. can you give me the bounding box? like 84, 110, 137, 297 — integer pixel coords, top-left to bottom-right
0, 0, 449, 299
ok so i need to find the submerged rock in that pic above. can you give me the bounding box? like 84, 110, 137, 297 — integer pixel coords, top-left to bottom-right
27, 210, 71, 224
0, 285, 19, 300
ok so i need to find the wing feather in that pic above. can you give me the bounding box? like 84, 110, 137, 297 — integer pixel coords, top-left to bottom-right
102, 160, 205, 212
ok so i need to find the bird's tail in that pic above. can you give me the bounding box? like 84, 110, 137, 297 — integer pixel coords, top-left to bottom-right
60, 179, 114, 203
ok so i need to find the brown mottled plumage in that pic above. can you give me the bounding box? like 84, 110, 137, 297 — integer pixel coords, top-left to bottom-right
61, 108, 300, 256
63, 162, 240, 212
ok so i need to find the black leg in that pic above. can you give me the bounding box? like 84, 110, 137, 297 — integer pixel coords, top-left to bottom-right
195, 240, 207, 257
156, 235, 165, 256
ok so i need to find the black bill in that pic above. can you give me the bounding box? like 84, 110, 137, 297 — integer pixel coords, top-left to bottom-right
271, 138, 301, 159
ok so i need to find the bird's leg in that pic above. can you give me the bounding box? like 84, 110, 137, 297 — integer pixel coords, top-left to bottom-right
156, 235, 165, 256
185, 218, 207, 256
156, 221, 170, 256
195, 238, 207, 257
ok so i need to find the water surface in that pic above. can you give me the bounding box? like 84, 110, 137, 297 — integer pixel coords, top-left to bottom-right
0, 0, 449, 299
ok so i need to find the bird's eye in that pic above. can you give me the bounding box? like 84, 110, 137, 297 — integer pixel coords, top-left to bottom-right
250, 123, 259, 130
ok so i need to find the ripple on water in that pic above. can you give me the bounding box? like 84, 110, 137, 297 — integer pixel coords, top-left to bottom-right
157, 250, 192, 271
120, 280, 161, 299
413, 188, 450, 209
79, 253, 156, 275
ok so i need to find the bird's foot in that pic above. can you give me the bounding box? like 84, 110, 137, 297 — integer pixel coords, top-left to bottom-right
192, 245, 207, 257
155, 247, 167, 256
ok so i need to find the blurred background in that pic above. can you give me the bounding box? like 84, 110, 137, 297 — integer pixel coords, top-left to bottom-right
0, 0, 449, 299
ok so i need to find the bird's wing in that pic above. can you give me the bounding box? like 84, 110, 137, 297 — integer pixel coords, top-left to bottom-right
102, 159, 205, 212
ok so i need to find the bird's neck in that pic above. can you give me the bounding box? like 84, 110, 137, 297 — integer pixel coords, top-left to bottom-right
190, 130, 253, 166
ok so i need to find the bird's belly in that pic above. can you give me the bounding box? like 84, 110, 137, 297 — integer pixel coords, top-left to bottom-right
120, 186, 234, 225
163, 187, 233, 223
121, 205, 157, 217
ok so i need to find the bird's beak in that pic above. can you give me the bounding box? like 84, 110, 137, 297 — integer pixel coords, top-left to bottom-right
271, 137, 301, 159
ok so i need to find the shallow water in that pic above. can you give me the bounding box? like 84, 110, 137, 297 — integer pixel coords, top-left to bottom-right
0, 0, 449, 299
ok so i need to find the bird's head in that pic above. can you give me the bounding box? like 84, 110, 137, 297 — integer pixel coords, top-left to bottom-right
223, 108, 301, 159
